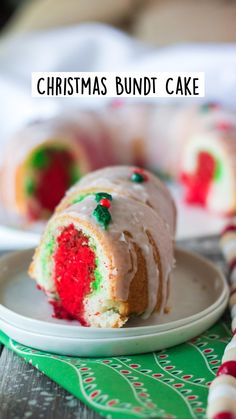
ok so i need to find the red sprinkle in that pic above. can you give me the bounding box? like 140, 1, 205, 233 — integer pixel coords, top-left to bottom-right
99, 198, 111, 209
217, 361, 236, 378
133, 167, 148, 181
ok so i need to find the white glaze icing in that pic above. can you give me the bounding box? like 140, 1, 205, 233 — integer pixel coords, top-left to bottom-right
63, 193, 173, 316
62, 165, 176, 236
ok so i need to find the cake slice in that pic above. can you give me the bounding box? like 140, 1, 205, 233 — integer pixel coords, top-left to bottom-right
29, 166, 175, 328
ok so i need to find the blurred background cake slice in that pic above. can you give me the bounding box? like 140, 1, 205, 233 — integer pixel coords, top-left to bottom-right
180, 122, 236, 215
0, 111, 114, 221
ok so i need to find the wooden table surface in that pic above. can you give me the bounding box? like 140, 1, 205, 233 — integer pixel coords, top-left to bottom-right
0, 235, 227, 419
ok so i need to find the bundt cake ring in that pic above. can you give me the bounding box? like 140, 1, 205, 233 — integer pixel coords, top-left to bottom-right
29, 166, 175, 328
2, 102, 236, 224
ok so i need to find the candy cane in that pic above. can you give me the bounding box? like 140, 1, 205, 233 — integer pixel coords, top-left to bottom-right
207, 224, 236, 419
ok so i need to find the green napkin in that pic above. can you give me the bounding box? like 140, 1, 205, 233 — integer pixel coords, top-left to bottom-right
0, 317, 231, 419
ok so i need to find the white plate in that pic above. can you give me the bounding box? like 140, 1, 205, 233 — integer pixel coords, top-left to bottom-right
0, 304, 227, 357
0, 248, 228, 339
0, 205, 42, 250
0, 247, 229, 356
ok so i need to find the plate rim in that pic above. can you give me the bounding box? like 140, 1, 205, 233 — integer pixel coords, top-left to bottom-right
0, 246, 229, 338
0, 296, 228, 343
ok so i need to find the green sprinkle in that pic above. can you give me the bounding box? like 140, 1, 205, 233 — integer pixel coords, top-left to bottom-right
131, 172, 144, 183
95, 192, 112, 203
25, 178, 35, 195
93, 204, 111, 230
31, 149, 50, 169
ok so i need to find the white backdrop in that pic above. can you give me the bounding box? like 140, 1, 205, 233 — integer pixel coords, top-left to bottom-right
0, 23, 235, 248
1, 23, 236, 143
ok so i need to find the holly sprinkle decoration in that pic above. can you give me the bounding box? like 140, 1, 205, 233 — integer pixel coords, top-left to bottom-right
95, 192, 113, 203
93, 192, 112, 230
99, 198, 111, 208
131, 168, 148, 183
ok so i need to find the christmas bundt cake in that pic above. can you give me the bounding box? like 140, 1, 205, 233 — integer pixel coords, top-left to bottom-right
2, 101, 235, 223
29, 166, 175, 328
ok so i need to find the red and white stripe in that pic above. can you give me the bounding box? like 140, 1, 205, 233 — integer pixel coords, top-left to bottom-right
207, 223, 236, 419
